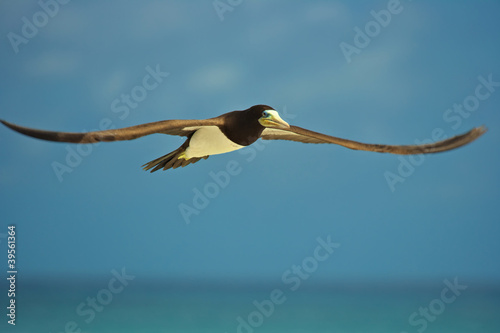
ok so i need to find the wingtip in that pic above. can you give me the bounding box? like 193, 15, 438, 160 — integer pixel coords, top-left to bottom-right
477, 125, 488, 134
471, 125, 488, 139
0, 119, 15, 130
0, 119, 21, 129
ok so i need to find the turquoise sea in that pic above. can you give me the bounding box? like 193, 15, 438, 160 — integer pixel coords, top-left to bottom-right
3, 278, 499, 333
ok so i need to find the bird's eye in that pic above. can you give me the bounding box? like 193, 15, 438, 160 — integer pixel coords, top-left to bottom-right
262, 111, 270, 118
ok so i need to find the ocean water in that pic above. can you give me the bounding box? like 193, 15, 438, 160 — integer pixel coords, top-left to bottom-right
4, 279, 499, 333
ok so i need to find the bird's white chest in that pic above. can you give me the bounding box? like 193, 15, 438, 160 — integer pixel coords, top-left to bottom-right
185, 126, 245, 158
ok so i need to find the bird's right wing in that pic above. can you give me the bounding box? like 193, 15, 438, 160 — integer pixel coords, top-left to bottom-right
261, 125, 487, 155
0, 118, 222, 144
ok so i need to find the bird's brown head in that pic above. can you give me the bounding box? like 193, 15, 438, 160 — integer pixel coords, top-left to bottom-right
247, 105, 290, 129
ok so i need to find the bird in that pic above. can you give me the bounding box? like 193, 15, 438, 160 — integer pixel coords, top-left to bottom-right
1, 105, 486, 172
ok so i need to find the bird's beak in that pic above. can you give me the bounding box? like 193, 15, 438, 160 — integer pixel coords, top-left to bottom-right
259, 112, 290, 129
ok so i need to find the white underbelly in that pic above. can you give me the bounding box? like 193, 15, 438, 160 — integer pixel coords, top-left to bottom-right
185, 126, 245, 158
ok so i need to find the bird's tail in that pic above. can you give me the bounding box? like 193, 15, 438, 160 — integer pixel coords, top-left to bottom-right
142, 147, 208, 172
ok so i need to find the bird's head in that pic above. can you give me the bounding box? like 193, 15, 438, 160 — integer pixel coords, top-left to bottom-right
251, 105, 290, 129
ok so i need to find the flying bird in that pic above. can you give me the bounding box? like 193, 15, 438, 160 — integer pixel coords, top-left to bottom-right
1, 105, 486, 172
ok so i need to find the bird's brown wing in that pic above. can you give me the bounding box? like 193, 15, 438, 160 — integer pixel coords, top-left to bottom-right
0, 118, 222, 144
261, 125, 487, 155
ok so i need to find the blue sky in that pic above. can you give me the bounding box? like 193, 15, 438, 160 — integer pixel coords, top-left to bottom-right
0, 0, 499, 286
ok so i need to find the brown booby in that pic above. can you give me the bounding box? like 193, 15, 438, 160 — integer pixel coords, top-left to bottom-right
0, 105, 486, 172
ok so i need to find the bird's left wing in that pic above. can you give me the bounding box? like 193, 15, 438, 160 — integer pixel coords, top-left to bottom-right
261, 125, 487, 155
0, 118, 222, 144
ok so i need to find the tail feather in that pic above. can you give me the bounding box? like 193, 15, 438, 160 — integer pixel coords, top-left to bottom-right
142, 147, 208, 172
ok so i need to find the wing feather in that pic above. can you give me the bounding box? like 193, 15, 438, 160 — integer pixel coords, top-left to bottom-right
261, 125, 487, 155
0, 119, 222, 144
